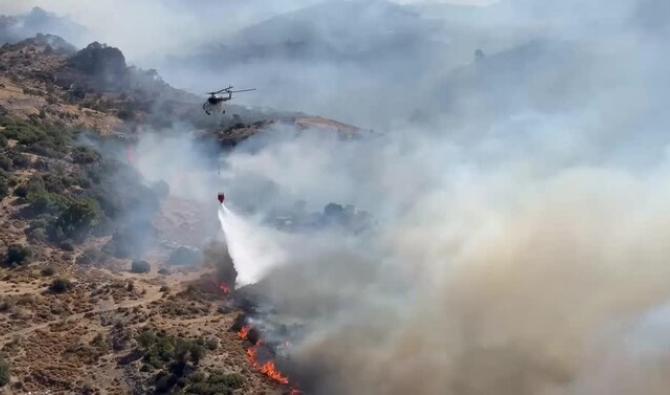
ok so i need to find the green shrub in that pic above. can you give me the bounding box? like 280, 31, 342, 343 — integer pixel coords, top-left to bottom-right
4, 244, 31, 266
49, 277, 72, 293
1, 118, 73, 159
59, 241, 74, 251
0, 357, 9, 387
72, 146, 100, 164
42, 174, 68, 194
25, 217, 50, 242
3, 120, 43, 145
131, 260, 150, 274
0, 156, 12, 171
13, 183, 28, 198
24, 177, 69, 217
135, 330, 207, 372
208, 372, 244, 389
49, 198, 101, 242
0, 174, 7, 200
27, 191, 68, 216
154, 371, 178, 393
0, 300, 13, 313
205, 338, 218, 351
90, 333, 109, 350
185, 382, 230, 395
27, 142, 58, 157
184, 371, 244, 394
10, 153, 29, 168
71, 170, 92, 189
25, 176, 46, 195
31, 158, 49, 171
188, 372, 205, 383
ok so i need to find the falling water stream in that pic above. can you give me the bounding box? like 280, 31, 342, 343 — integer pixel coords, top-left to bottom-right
217, 203, 285, 287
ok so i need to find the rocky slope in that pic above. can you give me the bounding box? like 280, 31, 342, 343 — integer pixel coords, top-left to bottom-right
0, 34, 334, 394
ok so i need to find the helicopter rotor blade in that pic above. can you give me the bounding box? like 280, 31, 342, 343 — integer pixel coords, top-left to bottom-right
228, 88, 256, 94
207, 86, 234, 95
205, 86, 254, 95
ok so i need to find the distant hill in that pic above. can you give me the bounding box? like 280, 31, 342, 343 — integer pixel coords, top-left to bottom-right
177, 0, 444, 66
0, 7, 87, 47
160, 0, 455, 128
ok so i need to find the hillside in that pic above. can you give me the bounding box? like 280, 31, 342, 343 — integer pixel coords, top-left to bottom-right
174, 0, 444, 66
0, 34, 337, 394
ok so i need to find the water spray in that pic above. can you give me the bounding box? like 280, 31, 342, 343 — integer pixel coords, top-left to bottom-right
217, 193, 286, 287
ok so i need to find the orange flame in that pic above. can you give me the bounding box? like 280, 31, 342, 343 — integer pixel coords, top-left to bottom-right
219, 282, 231, 295
239, 325, 251, 340
243, 338, 290, 385
259, 360, 289, 385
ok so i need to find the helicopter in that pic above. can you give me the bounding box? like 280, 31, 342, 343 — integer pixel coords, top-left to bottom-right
203, 86, 256, 115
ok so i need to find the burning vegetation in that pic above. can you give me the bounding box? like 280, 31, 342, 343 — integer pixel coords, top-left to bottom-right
246, 342, 290, 386
238, 324, 296, 389
219, 282, 231, 296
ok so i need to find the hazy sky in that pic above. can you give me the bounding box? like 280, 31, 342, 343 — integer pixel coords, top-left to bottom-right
0, 0, 496, 64
0, 0, 496, 14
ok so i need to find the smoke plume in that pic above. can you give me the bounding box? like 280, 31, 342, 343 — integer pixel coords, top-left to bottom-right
4, 0, 670, 393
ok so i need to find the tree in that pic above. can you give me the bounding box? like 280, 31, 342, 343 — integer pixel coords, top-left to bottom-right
4, 244, 31, 267
72, 146, 101, 164
28, 191, 65, 215
50, 278, 72, 293
50, 198, 100, 242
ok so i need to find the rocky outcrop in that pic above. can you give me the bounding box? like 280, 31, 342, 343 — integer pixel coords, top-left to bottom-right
67, 42, 128, 90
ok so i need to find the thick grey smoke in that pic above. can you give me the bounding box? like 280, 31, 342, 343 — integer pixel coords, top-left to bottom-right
121, 1, 670, 393
4, 0, 670, 393
196, 2, 670, 394
216, 116, 670, 395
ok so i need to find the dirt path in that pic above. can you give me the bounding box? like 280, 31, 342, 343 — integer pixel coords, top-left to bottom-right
0, 283, 164, 345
